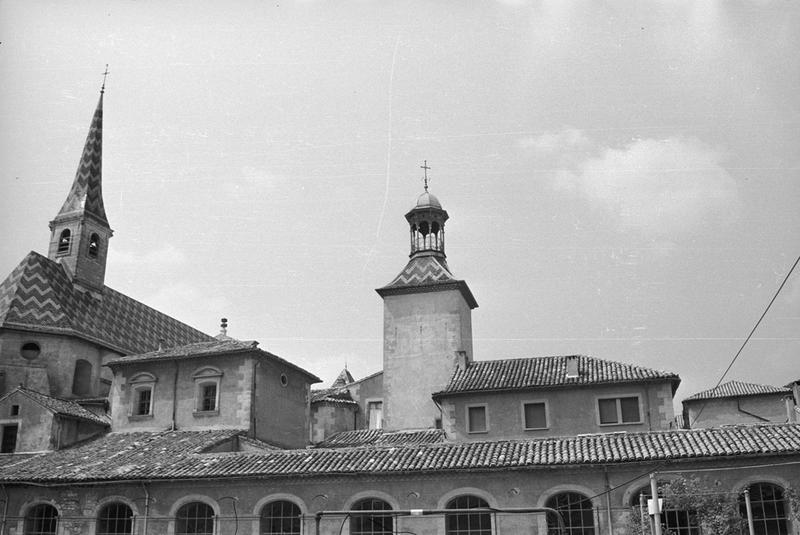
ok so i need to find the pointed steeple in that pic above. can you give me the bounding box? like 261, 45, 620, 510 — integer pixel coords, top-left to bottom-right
55, 92, 108, 225
48, 80, 113, 293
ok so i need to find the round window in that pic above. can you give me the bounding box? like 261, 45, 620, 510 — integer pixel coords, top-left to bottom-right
280, 373, 288, 387
21, 342, 41, 360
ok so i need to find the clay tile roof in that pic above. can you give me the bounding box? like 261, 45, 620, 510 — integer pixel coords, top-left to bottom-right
684, 380, 792, 402
316, 428, 447, 448
2, 425, 799, 483
434, 355, 680, 397
7, 387, 110, 426
0, 252, 214, 355
331, 368, 355, 388
310, 388, 357, 405
106, 338, 322, 383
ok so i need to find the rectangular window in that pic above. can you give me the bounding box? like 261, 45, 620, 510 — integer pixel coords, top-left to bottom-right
1, 424, 18, 453
598, 396, 641, 425
467, 405, 488, 433
367, 401, 383, 429
136, 388, 152, 416
10, 404, 20, 416
523, 401, 547, 429
201, 383, 217, 411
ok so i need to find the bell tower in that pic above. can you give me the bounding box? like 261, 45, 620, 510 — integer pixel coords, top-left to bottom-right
376, 164, 477, 431
48, 79, 113, 294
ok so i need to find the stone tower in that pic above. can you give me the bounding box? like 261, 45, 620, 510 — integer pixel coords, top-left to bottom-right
47, 90, 112, 294
376, 182, 478, 430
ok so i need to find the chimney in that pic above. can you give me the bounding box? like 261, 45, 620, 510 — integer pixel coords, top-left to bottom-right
566, 356, 579, 378
455, 351, 469, 372
785, 396, 796, 423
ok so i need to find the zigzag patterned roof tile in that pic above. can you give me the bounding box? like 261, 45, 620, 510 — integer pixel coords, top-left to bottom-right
377, 256, 478, 308
55, 94, 108, 224
684, 380, 792, 401
0, 251, 214, 354
434, 355, 680, 397
2, 424, 799, 483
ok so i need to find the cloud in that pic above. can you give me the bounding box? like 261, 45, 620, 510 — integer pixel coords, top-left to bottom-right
552, 137, 739, 236
517, 128, 589, 154
109, 244, 187, 274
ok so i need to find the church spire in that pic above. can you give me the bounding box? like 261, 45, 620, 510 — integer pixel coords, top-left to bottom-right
55, 91, 108, 224
48, 76, 113, 293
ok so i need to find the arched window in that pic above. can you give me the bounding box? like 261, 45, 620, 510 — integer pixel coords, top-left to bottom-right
176, 502, 214, 535
546, 492, 594, 535
24, 503, 58, 535
88, 233, 101, 258
72, 359, 92, 396
96, 502, 133, 535
631, 488, 699, 535
350, 498, 393, 535
739, 482, 790, 535
57, 229, 71, 255
260, 500, 301, 535
445, 495, 491, 535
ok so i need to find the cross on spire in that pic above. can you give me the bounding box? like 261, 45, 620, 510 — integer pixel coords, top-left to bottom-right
420, 160, 431, 191
101, 64, 110, 94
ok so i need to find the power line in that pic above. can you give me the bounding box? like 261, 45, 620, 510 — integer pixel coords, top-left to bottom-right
586, 253, 800, 503
690, 254, 800, 427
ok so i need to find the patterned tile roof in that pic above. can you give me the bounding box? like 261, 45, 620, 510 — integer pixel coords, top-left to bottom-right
0, 252, 215, 354
55, 93, 108, 224
3, 387, 110, 426
377, 256, 478, 308
684, 380, 792, 402
331, 368, 355, 388
106, 338, 321, 382
434, 355, 680, 397
2, 425, 799, 483
316, 428, 447, 448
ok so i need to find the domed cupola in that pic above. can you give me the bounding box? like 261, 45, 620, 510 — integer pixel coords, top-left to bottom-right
405, 164, 448, 260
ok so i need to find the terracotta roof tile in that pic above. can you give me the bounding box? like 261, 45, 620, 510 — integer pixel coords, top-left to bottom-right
3, 387, 110, 426
434, 355, 680, 396
310, 388, 357, 405
376, 256, 478, 308
3, 425, 799, 483
106, 339, 322, 383
0, 252, 214, 354
316, 428, 446, 448
685, 380, 792, 401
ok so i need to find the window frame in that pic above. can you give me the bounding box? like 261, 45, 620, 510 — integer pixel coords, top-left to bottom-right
445, 494, 492, 535
365, 398, 383, 430
175, 501, 216, 535
546, 491, 595, 535
23, 502, 59, 535
596, 395, 642, 426
259, 499, 302, 535
466, 403, 489, 434
349, 497, 394, 535
1, 422, 19, 453
193, 367, 223, 416
521, 399, 549, 431
128, 372, 157, 419
95, 501, 134, 535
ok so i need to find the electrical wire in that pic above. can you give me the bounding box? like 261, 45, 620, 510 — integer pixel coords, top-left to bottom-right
585, 253, 800, 503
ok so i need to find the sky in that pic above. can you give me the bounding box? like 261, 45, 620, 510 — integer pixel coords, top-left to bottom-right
1, 0, 798, 409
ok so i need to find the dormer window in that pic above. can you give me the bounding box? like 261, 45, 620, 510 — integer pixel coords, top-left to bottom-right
88, 233, 100, 258
57, 229, 71, 255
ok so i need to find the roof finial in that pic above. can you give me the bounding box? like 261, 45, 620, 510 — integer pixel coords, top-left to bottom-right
101, 64, 110, 94
220, 317, 228, 336
420, 160, 431, 192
